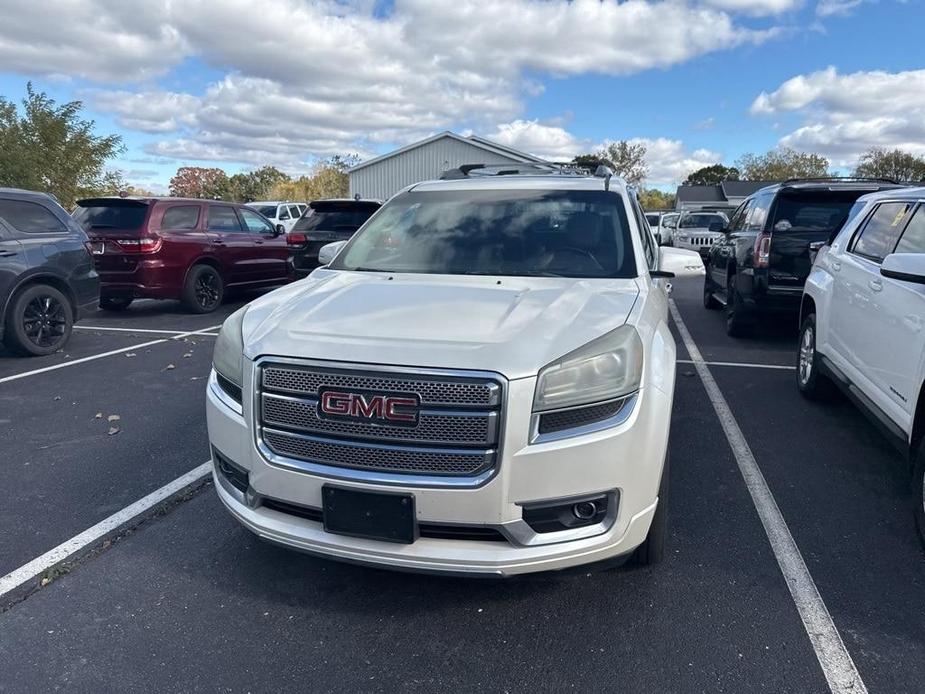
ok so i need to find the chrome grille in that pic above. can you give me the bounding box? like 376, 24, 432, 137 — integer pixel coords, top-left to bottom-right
258, 361, 504, 480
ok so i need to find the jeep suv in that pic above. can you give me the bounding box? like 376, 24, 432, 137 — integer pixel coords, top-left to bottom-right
702, 179, 903, 336
0, 188, 99, 356
798, 186, 925, 546
206, 164, 704, 575
74, 197, 291, 313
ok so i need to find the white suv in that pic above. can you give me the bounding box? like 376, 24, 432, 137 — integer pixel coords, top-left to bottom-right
247, 201, 306, 232
207, 165, 704, 575
798, 186, 925, 545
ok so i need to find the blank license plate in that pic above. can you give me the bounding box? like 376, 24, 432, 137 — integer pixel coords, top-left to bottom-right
322, 486, 417, 544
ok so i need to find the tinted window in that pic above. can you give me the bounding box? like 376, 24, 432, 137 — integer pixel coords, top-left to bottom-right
239, 208, 274, 234
288, 205, 302, 219
332, 189, 636, 279
680, 213, 723, 228
728, 201, 751, 233
852, 202, 913, 261
894, 204, 925, 254
294, 203, 380, 233
745, 192, 774, 232
74, 202, 146, 231
0, 199, 67, 234
161, 205, 200, 230
646, 213, 660, 226
252, 205, 276, 218
771, 192, 862, 233
208, 205, 243, 232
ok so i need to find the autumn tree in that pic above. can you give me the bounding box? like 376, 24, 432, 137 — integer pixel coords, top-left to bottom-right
0, 83, 124, 207
735, 148, 829, 181
683, 164, 740, 186
169, 166, 230, 199
853, 148, 925, 182
269, 156, 357, 201
638, 189, 676, 210
227, 165, 291, 202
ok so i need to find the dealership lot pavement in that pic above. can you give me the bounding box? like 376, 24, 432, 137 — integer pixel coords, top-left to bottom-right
0, 280, 922, 693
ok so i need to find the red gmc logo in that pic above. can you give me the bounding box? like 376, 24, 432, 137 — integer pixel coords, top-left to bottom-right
318, 388, 419, 426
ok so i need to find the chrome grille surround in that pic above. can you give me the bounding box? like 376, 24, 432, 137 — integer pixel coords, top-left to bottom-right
255, 358, 505, 487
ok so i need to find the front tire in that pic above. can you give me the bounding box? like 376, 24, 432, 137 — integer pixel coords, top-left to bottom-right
182, 264, 224, 314
3, 284, 74, 356
634, 455, 669, 566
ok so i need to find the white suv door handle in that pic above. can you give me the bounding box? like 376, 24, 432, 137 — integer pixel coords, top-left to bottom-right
868, 278, 883, 292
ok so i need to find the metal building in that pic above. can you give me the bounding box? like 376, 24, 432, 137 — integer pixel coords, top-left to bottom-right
348, 131, 547, 200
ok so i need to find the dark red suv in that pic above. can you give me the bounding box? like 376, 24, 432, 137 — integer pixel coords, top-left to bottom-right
74, 197, 292, 313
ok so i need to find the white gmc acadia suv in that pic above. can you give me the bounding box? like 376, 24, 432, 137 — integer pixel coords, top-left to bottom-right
799, 186, 925, 546
207, 165, 704, 575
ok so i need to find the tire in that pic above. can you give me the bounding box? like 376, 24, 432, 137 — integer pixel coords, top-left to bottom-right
725, 274, 752, 337
99, 296, 133, 311
634, 454, 669, 566
913, 443, 925, 551
3, 284, 74, 356
703, 273, 721, 310
796, 314, 838, 401
182, 264, 224, 314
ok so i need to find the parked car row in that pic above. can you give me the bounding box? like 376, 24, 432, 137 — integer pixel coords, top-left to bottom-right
0, 188, 382, 356
696, 178, 924, 546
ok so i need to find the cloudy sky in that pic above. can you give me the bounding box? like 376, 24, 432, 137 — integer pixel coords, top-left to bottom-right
0, 0, 920, 192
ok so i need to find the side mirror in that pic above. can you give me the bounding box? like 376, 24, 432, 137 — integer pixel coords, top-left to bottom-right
274, 224, 285, 236
880, 253, 925, 284
318, 240, 347, 266
657, 247, 705, 278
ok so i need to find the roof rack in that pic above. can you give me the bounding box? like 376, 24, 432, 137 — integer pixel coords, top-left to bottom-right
781, 176, 899, 185
439, 162, 616, 191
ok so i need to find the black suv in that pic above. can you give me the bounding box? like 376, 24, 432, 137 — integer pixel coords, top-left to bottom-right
702, 179, 904, 336
0, 189, 99, 355
286, 198, 381, 276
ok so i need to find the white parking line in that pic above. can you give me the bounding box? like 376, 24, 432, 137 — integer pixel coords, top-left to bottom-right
677, 358, 796, 371
0, 462, 212, 602
0, 325, 221, 385
669, 300, 867, 694
74, 325, 198, 335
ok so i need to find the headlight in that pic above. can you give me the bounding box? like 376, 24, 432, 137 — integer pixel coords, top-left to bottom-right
213, 306, 247, 386
533, 325, 643, 412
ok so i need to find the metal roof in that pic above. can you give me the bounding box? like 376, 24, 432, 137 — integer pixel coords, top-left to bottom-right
348, 131, 547, 173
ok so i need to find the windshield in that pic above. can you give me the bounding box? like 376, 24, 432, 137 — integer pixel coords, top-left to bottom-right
331, 189, 636, 278
680, 213, 722, 229
771, 192, 863, 233
73, 202, 147, 231
294, 203, 379, 233
252, 205, 277, 218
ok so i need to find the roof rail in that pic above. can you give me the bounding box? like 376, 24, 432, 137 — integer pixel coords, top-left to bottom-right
439, 162, 589, 180
781, 176, 899, 185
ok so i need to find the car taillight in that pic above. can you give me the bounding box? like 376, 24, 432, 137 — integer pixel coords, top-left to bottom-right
116, 236, 161, 253
287, 232, 308, 245
753, 231, 771, 268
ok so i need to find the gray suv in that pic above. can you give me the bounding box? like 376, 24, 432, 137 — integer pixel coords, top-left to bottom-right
0, 188, 99, 355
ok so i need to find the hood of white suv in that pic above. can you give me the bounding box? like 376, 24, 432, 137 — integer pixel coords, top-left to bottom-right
241, 269, 640, 379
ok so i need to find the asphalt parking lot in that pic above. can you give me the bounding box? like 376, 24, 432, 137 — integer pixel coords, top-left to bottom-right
1, 280, 923, 693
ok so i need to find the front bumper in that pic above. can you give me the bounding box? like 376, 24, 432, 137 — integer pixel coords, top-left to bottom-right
206, 363, 671, 576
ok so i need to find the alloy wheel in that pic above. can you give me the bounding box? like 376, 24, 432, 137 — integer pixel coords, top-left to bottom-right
798, 325, 814, 386
195, 273, 220, 310
22, 294, 68, 348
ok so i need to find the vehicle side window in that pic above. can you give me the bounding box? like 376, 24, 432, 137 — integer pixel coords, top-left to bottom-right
278, 206, 291, 221
745, 193, 773, 232
850, 202, 913, 262
239, 208, 275, 234
895, 204, 925, 254
289, 205, 302, 219
0, 199, 67, 234
208, 205, 244, 232
162, 205, 200, 230
728, 200, 752, 233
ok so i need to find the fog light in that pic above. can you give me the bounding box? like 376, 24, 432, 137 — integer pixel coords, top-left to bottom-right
522, 493, 610, 533
572, 501, 598, 520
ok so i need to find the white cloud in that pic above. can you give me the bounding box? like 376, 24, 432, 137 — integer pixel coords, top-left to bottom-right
751, 67, 925, 164
815, 0, 864, 16
0, 0, 782, 167
628, 138, 722, 185
482, 120, 594, 160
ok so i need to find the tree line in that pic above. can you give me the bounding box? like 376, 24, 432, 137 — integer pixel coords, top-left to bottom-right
3, 83, 925, 212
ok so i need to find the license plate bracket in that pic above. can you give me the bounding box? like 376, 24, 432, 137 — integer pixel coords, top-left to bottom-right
322, 486, 417, 544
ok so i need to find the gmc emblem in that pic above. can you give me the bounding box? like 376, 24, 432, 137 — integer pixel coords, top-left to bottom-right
318, 387, 420, 427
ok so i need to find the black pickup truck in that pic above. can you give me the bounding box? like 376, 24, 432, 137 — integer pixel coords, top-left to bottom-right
702, 178, 905, 336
